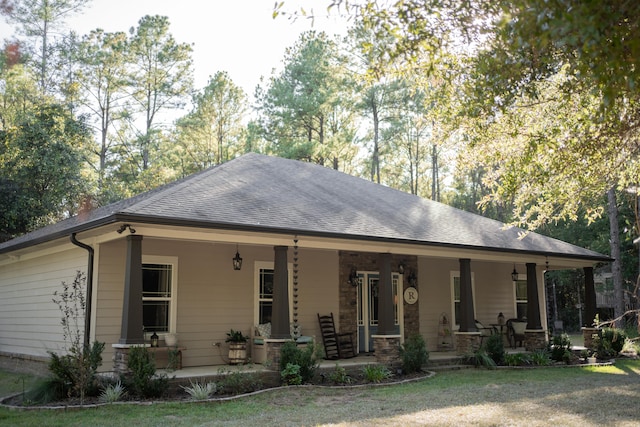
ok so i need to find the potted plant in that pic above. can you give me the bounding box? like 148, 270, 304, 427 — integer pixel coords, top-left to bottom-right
226, 329, 248, 364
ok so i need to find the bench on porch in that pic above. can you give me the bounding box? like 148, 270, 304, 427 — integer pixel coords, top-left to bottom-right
148, 346, 186, 370
251, 322, 313, 364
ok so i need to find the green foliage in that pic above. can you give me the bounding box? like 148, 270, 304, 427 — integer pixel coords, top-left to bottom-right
123, 346, 168, 398
225, 329, 248, 343
0, 103, 90, 239
279, 341, 318, 383
362, 364, 392, 383
503, 353, 531, 367
45, 271, 105, 403
280, 363, 303, 386
593, 328, 627, 359
99, 380, 127, 403
215, 370, 263, 395
549, 333, 572, 362
180, 380, 217, 400
399, 334, 429, 374
530, 349, 552, 366
254, 31, 356, 167
174, 71, 248, 174
166, 347, 181, 371
483, 333, 505, 365
24, 377, 66, 404
463, 349, 496, 369
328, 364, 351, 385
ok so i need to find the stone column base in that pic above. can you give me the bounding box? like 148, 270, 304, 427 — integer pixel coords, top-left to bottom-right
264, 339, 289, 370
524, 329, 547, 351
582, 327, 599, 349
372, 334, 401, 367
455, 332, 481, 355
113, 343, 148, 375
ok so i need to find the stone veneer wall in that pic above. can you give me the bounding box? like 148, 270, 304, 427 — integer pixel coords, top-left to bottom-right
524, 330, 547, 351
265, 339, 288, 368
455, 332, 481, 355
372, 335, 401, 367
113, 345, 133, 374
338, 251, 419, 342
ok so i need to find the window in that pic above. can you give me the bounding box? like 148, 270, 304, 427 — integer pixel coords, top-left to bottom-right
450, 272, 475, 327
142, 257, 177, 334
515, 278, 528, 319
258, 268, 274, 325
254, 261, 293, 326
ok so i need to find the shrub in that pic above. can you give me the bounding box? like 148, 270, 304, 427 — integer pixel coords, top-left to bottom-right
216, 370, 263, 395
400, 334, 429, 374
594, 328, 627, 359
99, 380, 127, 403
362, 364, 392, 383
483, 333, 505, 365
530, 349, 552, 366
503, 352, 531, 366
279, 341, 318, 383
181, 380, 217, 400
463, 349, 496, 368
123, 346, 168, 398
328, 364, 351, 385
24, 377, 66, 404
281, 363, 303, 385
549, 333, 572, 362
46, 272, 105, 403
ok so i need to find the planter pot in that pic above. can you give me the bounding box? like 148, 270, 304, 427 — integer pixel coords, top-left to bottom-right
228, 342, 247, 365
587, 357, 597, 364
164, 333, 177, 347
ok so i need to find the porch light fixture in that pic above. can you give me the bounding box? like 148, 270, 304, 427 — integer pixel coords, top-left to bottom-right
232, 245, 243, 271
150, 332, 159, 347
511, 265, 519, 281
116, 223, 136, 234
408, 270, 417, 287
347, 266, 359, 286
398, 263, 405, 274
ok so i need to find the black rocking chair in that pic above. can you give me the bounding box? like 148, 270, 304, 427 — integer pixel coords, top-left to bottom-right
317, 313, 356, 359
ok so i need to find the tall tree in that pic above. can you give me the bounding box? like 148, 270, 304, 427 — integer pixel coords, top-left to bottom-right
127, 15, 193, 172
72, 29, 129, 197
0, 0, 90, 94
174, 71, 247, 175
0, 103, 90, 240
255, 31, 355, 167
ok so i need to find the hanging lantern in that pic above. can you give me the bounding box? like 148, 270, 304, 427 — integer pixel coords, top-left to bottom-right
150, 332, 159, 347
232, 244, 243, 270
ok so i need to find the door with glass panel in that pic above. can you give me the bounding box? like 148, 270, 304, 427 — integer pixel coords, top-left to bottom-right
357, 272, 402, 352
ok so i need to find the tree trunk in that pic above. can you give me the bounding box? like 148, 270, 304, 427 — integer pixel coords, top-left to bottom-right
371, 102, 380, 183
607, 187, 625, 327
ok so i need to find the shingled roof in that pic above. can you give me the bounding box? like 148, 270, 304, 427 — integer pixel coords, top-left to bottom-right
0, 153, 609, 261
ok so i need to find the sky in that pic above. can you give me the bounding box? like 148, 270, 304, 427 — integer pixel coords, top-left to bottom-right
0, 0, 350, 98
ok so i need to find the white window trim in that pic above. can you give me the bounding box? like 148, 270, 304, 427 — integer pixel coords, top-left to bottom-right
450, 271, 476, 329
142, 255, 178, 336
513, 273, 527, 318
253, 261, 294, 326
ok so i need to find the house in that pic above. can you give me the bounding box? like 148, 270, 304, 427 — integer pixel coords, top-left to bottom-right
0, 153, 609, 372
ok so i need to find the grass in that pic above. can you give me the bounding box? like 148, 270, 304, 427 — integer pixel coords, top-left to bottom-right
1, 360, 639, 426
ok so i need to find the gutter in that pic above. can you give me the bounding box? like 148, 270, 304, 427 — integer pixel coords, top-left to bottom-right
70, 233, 94, 349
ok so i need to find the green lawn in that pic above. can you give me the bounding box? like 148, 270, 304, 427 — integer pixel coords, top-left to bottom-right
1, 360, 639, 426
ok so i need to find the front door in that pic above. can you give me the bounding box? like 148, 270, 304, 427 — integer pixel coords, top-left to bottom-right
357, 271, 403, 352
